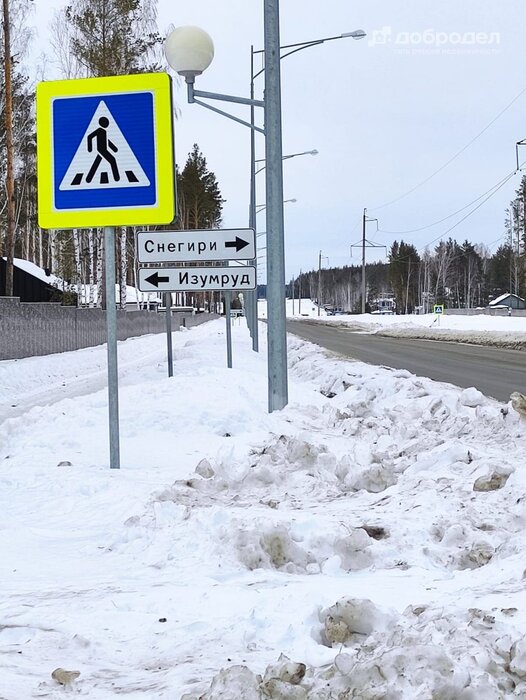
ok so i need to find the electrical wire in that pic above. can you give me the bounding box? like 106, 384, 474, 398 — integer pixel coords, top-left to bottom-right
368, 85, 526, 213
377, 166, 519, 235
373, 166, 522, 265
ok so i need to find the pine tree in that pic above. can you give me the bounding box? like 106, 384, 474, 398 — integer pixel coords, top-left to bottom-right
64, 0, 161, 77
0, 0, 34, 295
176, 144, 224, 230
61, 0, 162, 307
389, 240, 420, 314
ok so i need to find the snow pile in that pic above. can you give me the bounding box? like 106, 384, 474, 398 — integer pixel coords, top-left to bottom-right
292, 308, 526, 349
2, 319, 526, 698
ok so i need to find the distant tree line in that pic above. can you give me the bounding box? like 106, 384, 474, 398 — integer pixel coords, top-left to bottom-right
291, 176, 526, 314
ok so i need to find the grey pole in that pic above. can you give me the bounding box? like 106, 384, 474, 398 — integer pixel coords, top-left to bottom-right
164, 291, 173, 377
264, 0, 288, 412
292, 275, 295, 315
104, 226, 120, 470
225, 290, 233, 368
249, 45, 259, 352
298, 269, 302, 315
361, 207, 366, 314
317, 250, 321, 316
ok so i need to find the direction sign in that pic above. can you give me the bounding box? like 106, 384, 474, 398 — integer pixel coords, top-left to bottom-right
36, 73, 175, 229
136, 228, 256, 263
138, 266, 256, 292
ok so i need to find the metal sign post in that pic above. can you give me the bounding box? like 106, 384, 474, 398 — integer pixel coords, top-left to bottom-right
164, 292, 174, 377
36, 73, 176, 469
225, 290, 233, 368
104, 226, 121, 469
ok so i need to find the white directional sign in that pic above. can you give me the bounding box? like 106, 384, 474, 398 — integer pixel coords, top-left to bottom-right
138, 266, 256, 292
136, 228, 256, 263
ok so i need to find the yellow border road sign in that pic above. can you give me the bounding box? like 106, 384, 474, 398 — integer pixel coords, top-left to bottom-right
36, 73, 175, 229
433, 304, 444, 314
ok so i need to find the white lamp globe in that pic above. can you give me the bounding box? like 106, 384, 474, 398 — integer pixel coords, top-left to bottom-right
165, 26, 215, 78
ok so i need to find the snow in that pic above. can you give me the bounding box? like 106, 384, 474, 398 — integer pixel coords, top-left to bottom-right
2, 315, 526, 698
11, 257, 63, 288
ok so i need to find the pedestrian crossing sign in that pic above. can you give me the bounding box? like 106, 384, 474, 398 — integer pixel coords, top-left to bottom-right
36, 73, 175, 229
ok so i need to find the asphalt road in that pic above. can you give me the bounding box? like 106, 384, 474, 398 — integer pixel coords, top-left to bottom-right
286, 319, 526, 403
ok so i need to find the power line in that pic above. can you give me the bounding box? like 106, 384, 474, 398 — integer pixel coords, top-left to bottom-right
382, 166, 521, 265
369, 85, 526, 213
378, 166, 519, 235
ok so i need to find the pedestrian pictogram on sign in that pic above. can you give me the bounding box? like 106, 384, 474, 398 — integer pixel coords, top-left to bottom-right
60, 101, 150, 191
37, 72, 175, 229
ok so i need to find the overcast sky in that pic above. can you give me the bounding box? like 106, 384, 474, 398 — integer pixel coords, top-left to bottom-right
32, 1, 526, 281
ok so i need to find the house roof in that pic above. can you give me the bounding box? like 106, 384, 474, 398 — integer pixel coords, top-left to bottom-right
488, 292, 525, 306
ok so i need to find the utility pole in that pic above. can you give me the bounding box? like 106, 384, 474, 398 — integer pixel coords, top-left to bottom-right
2, 0, 15, 296
360, 208, 380, 313
351, 208, 383, 313
317, 250, 321, 316
361, 209, 366, 313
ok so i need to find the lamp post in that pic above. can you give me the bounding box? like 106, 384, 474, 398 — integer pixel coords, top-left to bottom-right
248, 29, 364, 352
165, 7, 287, 412
165, 15, 366, 412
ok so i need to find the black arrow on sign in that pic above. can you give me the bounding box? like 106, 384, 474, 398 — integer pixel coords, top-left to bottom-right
225, 236, 250, 253
145, 272, 170, 287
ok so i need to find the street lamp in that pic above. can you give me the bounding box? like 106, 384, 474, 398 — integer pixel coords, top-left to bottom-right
255, 149, 318, 174
165, 15, 366, 412
256, 198, 296, 214
165, 5, 288, 413
164, 26, 214, 77
248, 29, 365, 352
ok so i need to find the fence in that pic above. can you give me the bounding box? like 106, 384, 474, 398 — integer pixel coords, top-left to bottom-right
444, 308, 526, 317
0, 297, 217, 360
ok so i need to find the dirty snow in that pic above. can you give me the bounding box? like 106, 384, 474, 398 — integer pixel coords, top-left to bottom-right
2, 316, 526, 698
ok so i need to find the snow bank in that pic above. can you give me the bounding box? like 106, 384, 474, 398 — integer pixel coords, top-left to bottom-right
2, 320, 526, 698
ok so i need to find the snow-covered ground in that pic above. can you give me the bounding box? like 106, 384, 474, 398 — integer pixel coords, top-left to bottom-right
2, 317, 526, 698
259, 298, 526, 349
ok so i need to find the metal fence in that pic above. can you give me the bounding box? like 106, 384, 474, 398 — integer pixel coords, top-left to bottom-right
0, 297, 216, 360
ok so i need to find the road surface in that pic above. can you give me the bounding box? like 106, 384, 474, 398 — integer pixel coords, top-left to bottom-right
286, 319, 525, 403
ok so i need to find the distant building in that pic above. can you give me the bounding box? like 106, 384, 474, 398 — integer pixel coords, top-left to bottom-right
0, 258, 72, 303
488, 293, 526, 310
372, 298, 395, 314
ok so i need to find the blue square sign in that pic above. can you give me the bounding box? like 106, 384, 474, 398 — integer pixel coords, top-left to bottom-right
52, 92, 156, 211
37, 73, 175, 229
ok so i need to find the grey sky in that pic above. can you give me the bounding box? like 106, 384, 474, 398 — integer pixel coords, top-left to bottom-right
33, 1, 526, 281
